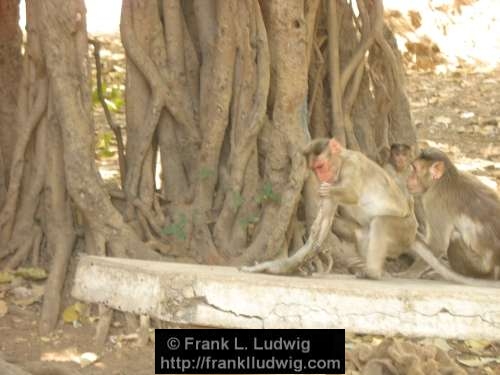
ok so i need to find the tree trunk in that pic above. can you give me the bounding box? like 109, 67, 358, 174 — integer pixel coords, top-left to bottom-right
0, 0, 22, 207
0, 0, 416, 335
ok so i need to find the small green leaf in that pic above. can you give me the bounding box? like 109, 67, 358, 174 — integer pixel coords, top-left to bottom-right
239, 214, 259, 228
263, 182, 273, 196
162, 215, 187, 240
232, 192, 244, 209
112, 97, 124, 111
255, 182, 281, 204
268, 191, 281, 203
199, 167, 215, 180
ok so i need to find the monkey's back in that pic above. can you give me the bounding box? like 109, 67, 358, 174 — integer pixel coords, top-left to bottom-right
342, 150, 412, 219
426, 170, 500, 253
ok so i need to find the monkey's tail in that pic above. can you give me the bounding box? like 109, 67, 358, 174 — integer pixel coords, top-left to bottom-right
412, 241, 500, 289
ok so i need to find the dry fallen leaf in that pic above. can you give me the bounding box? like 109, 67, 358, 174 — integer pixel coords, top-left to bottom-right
0, 271, 14, 284
465, 339, 492, 353
11, 284, 45, 306
62, 302, 86, 324
434, 116, 452, 126
457, 356, 500, 367
420, 337, 452, 352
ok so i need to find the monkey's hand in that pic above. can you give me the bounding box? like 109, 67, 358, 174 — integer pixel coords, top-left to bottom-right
318, 182, 333, 198
356, 267, 384, 280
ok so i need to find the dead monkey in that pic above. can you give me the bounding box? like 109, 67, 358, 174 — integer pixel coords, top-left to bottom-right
304, 138, 500, 287
407, 148, 500, 280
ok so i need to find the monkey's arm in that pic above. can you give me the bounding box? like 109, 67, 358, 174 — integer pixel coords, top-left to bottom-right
327, 185, 359, 204
423, 219, 452, 257
319, 166, 361, 205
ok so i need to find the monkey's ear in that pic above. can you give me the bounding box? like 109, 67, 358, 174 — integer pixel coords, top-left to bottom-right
329, 138, 343, 155
429, 161, 445, 180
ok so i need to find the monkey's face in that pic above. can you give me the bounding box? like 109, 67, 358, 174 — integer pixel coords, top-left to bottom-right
391, 149, 410, 172
306, 138, 343, 183
312, 155, 335, 183
407, 160, 431, 195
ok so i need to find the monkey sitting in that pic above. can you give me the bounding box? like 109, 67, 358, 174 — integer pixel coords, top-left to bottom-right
304, 138, 417, 279
244, 138, 500, 287
383, 144, 413, 195
305, 139, 500, 287
407, 147, 500, 280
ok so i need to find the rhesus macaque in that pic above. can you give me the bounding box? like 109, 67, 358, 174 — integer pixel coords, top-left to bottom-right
303, 138, 417, 280
384, 143, 426, 235
300, 139, 500, 287
384, 144, 413, 194
407, 148, 500, 280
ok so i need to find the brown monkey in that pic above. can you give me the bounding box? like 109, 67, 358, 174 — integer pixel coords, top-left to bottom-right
407, 148, 500, 279
306, 138, 417, 279
244, 138, 500, 287
383, 144, 413, 194
384, 143, 426, 235
303, 139, 500, 287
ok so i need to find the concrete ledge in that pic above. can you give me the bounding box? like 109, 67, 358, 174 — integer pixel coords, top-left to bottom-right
71, 255, 500, 340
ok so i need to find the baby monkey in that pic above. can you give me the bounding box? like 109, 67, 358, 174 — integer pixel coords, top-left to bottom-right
384, 143, 426, 238
384, 143, 413, 194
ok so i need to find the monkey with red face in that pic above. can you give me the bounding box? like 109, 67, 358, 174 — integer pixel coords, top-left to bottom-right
244, 139, 500, 287
305, 138, 417, 279
407, 148, 500, 280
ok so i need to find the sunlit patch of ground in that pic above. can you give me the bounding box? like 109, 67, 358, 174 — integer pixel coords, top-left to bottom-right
385, 0, 500, 72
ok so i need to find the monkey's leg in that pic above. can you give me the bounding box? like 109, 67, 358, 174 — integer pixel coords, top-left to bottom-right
354, 226, 369, 259
414, 197, 427, 235
448, 236, 494, 278
356, 218, 390, 280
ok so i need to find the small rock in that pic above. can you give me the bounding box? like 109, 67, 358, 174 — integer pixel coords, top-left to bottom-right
478, 126, 497, 136
434, 116, 452, 126
460, 111, 475, 119
80, 352, 99, 368
480, 117, 498, 126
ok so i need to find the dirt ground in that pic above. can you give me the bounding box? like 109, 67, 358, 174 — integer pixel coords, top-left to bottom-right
410, 67, 500, 192
2, 3, 500, 374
